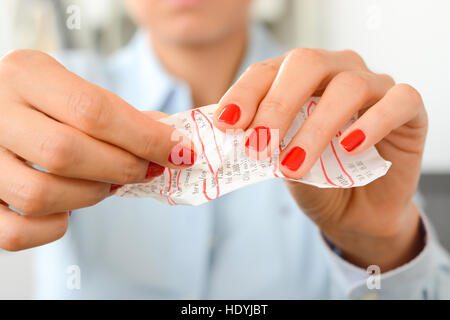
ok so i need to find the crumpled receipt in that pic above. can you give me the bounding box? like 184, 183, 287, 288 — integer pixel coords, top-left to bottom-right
116, 97, 391, 206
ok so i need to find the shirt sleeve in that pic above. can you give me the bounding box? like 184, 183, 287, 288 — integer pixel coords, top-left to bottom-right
321, 213, 450, 299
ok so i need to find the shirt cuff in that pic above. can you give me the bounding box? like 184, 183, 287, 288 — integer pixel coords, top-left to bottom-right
321, 213, 438, 299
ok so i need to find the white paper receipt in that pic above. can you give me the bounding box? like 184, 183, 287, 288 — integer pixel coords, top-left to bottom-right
116, 97, 391, 206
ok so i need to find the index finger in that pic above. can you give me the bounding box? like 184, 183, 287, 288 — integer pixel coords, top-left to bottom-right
4, 50, 195, 168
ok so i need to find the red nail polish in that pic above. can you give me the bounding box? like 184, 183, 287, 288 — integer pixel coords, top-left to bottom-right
217, 104, 241, 125
68, 210, 72, 217
340, 129, 366, 152
146, 162, 165, 178
168, 146, 197, 166
281, 147, 306, 171
245, 126, 271, 152
110, 184, 123, 193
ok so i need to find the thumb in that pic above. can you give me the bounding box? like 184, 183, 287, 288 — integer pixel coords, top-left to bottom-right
142, 110, 170, 121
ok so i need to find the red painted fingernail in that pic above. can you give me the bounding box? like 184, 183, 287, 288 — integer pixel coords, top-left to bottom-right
68, 210, 72, 217
340, 129, 366, 152
110, 184, 123, 193
281, 147, 306, 171
146, 162, 165, 178
245, 126, 271, 152
168, 146, 197, 166
217, 104, 241, 125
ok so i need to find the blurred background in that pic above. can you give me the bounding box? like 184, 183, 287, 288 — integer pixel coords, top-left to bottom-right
0, 0, 449, 298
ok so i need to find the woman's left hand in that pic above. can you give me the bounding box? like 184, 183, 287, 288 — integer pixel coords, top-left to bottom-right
213, 48, 428, 271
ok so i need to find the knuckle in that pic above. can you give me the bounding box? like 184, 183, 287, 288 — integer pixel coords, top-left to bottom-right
341, 49, 361, 61
300, 117, 331, 146
378, 73, 396, 87
247, 60, 279, 74
335, 71, 371, 98
0, 50, 52, 78
117, 156, 146, 184
90, 183, 110, 203
393, 83, 424, 106
13, 177, 49, 215
0, 50, 26, 80
309, 122, 329, 141
68, 90, 108, 133
54, 215, 69, 241
289, 48, 318, 59
229, 81, 259, 100
259, 98, 291, 116
39, 131, 75, 173
288, 48, 327, 69
341, 49, 367, 68
1, 49, 48, 67
375, 107, 394, 129
139, 132, 158, 159
1, 222, 25, 252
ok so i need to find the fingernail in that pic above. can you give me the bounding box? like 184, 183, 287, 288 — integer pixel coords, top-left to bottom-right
168, 146, 197, 166
68, 210, 72, 217
340, 129, 366, 152
217, 104, 241, 125
281, 146, 306, 171
110, 184, 122, 194
146, 162, 165, 178
245, 126, 271, 152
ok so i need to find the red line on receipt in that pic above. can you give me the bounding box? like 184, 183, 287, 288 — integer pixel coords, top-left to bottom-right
191, 109, 222, 201
166, 168, 176, 205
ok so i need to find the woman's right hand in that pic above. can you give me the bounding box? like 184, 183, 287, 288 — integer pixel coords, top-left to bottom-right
0, 50, 195, 251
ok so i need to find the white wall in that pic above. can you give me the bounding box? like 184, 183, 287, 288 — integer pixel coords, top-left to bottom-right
306, 0, 450, 173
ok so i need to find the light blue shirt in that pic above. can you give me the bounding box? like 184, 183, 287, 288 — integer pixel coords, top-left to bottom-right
32, 26, 450, 299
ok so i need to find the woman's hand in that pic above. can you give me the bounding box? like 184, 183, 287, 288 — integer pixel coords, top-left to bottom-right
0, 50, 195, 251
213, 48, 428, 271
